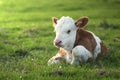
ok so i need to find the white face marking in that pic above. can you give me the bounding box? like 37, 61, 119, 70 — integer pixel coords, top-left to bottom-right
54, 16, 78, 51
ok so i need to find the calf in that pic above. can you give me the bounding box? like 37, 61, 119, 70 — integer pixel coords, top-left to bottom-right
48, 16, 108, 65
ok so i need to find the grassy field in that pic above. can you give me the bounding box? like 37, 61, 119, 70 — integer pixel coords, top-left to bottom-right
0, 0, 120, 80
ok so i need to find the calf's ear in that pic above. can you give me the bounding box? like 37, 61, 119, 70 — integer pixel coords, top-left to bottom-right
52, 17, 58, 27
75, 17, 88, 28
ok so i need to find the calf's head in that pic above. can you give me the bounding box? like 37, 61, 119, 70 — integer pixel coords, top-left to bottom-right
52, 16, 88, 50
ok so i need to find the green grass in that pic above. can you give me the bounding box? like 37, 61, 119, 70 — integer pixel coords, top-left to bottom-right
0, 0, 120, 80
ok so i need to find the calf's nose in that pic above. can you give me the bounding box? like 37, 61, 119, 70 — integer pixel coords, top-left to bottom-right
54, 39, 62, 46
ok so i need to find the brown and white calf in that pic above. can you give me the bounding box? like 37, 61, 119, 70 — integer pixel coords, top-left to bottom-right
48, 16, 108, 65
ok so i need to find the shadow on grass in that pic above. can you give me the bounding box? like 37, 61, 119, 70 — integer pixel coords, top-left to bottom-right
99, 20, 120, 29
0, 49, 29, 65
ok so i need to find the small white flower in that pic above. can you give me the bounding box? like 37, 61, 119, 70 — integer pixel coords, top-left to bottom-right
59, 66, 62, 69
20, 76, 22, 78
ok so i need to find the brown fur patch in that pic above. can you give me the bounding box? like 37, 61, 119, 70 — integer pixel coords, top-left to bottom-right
75, 17, 88, 28
58, 48, 67, 56
98, 42, 109, 57
74, 29, 97, 57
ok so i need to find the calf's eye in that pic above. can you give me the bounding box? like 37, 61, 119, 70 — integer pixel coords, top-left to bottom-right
67, 30, 71, 34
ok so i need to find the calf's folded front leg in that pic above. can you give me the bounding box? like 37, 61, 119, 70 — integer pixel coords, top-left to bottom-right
48, 48, 67, 65
48, 53, 62, 66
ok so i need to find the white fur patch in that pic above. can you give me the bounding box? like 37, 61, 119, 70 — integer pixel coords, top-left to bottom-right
65, 51, 73, 63
91, 33, 101, 58
71, 45, 92, 65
